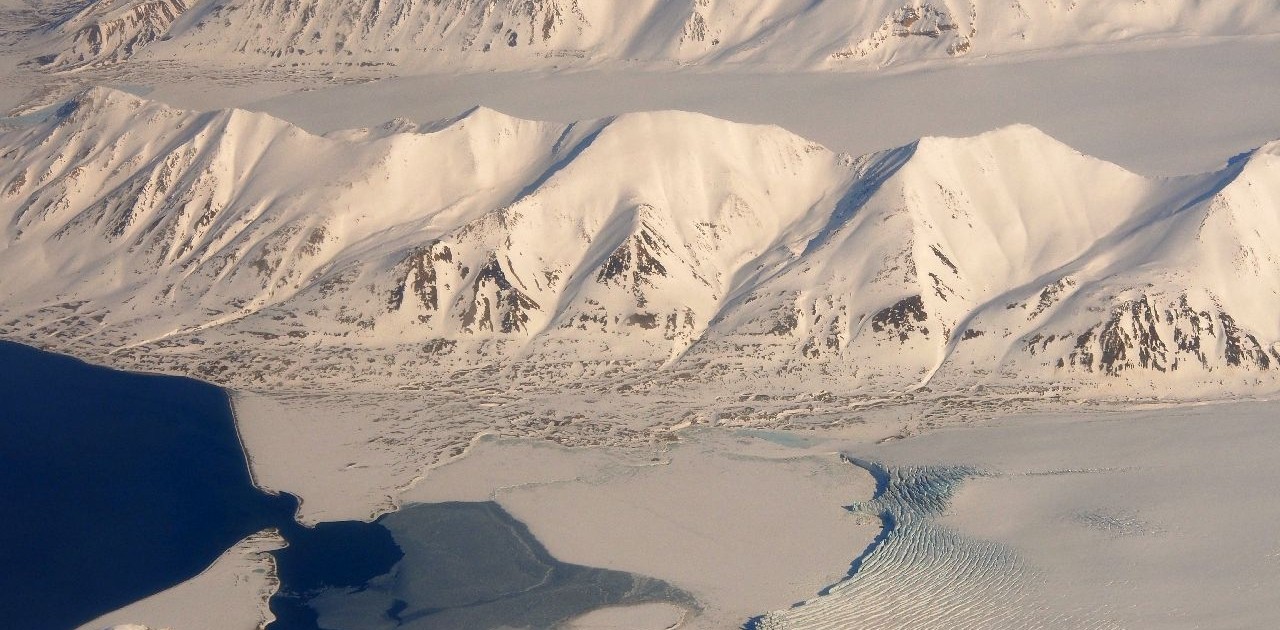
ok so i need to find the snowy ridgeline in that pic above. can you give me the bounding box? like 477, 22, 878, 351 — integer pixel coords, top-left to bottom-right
26, 0, 1280, 71
2, 87, 1280, 399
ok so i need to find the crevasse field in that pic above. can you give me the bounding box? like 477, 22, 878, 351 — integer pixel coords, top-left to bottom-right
2, 1, 1280, 629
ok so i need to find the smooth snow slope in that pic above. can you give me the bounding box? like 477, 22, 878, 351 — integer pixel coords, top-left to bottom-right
3, 88, 1280, 398
26, 0, 1280, 71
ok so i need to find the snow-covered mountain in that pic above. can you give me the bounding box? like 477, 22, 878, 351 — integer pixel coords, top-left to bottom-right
30, 0, 1280, 71
686, 126, 1280, 390
943, 142, 1280, 381
31, 0, 188, 69
2, 88, 1279, 395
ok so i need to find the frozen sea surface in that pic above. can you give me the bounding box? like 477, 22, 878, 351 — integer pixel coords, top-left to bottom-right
0, 341, 695, 629
271, 501, 697, 629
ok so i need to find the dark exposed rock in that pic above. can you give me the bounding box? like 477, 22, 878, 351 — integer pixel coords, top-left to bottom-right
625, 312, 659, 329
388, 242, 461, 322
890, 4, 959, 39
768, 309, 800, 336
871, 295, 928, 342
461, 254, 540, 333
1031, 276, 1076, 319
928, 272, 954, 301
422, 338, 456, 355
664, 308, 696, 338
388, 243, 441, 315
1067, 298, 1169, 374
1061, 294, 1274, 374
1221, 311, 1273, 369
597, 223, 671, 294
1106, 299, 1168, 373
929, 244, 958, 275
1170, 295, 1212, 366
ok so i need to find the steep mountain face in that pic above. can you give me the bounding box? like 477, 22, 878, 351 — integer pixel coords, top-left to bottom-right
938, 142, 1280, 385
0, 88, 852, 370
33, 0, 191, 69
687, 126, 1176, 385
3, 88, 1280, 395
28, 0, 1280, 71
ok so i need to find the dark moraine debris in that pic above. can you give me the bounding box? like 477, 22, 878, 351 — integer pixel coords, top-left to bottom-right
270, 501, 698, 629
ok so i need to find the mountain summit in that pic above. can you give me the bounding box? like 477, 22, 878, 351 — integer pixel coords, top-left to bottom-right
33, 0, 1280, 70
3, 89, 1279, 397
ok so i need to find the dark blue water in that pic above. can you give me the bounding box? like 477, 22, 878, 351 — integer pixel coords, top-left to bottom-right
270, 501, 697, 630
0, 340, 297, 629
269, 520, 405, 628
0, 340, 696, 630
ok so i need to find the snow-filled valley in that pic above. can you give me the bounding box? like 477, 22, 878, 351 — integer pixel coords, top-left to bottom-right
2, 1, 1280, 629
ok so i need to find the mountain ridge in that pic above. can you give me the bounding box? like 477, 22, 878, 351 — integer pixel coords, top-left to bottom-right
3, 87, 1280, 398
27, 0, 1280, 71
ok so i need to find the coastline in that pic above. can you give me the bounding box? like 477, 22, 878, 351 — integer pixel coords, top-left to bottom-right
79, 529, 289, 630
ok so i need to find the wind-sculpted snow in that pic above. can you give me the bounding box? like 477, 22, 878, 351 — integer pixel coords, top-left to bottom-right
3, 89, 1280, 405
749, 459, 1118, 630
25, 0, 1280, 71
